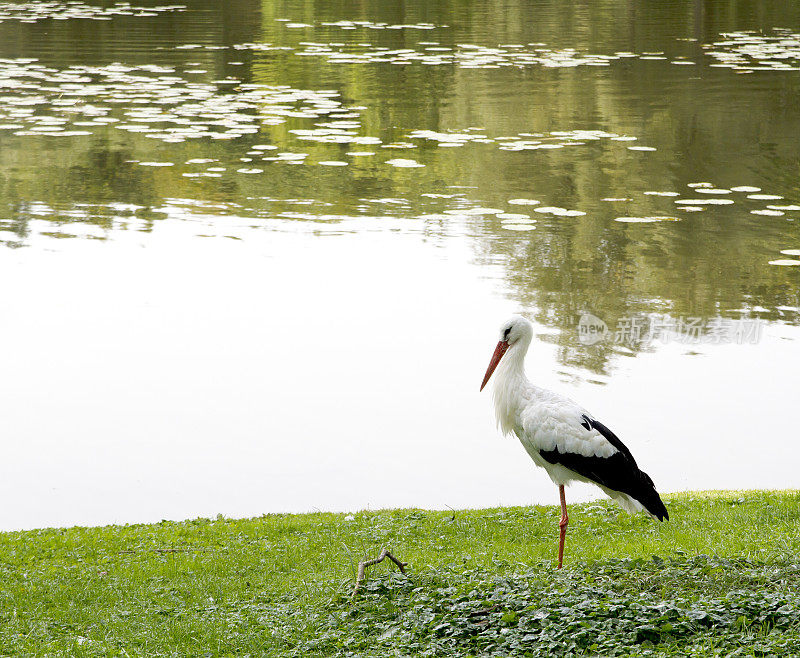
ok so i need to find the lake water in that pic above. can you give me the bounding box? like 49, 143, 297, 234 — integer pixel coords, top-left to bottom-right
1, 0, 798, 530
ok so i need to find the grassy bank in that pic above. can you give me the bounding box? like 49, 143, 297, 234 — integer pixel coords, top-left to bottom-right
1, 491, 798, 656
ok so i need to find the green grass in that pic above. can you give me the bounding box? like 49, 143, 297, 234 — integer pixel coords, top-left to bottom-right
1, 490, 798, 656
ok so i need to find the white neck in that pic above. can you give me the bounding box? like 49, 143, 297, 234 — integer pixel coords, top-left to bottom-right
491, 337, 532, 436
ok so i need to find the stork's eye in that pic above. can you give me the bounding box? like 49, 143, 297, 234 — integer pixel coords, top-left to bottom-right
503, 327, 511, 340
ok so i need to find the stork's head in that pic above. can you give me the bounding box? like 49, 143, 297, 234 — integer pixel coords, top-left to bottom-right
480, 315, 533, 391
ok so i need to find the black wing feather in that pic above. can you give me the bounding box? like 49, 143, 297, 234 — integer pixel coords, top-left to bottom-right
539, 414, 669, 521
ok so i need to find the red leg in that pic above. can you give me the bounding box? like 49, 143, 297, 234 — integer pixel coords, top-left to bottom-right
557, 485, 568, 569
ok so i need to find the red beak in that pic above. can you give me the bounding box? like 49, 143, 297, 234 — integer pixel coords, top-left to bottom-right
480, 340, 509, 391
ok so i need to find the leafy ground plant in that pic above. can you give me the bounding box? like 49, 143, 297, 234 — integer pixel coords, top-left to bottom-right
312, 555, 800, 657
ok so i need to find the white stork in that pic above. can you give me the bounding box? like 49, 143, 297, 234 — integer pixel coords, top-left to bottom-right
480, 315, 668, 568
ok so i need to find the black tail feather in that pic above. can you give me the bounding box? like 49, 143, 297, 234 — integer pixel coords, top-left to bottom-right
634, 470, 669, 521
572, 416, 669, 521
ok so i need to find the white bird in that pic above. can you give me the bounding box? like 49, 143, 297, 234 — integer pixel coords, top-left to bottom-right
480, 315, 668, 568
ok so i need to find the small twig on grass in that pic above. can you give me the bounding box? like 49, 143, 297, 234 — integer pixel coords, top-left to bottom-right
350, 548, 408, 601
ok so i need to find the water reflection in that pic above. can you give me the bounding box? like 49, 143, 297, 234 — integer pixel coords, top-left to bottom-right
0, 0, 798, 528
2, 0, 799, 360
